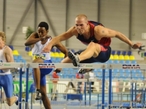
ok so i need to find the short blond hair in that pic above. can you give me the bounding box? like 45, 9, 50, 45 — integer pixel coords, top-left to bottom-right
0, 31, 6, 42
76, 14, 88, 20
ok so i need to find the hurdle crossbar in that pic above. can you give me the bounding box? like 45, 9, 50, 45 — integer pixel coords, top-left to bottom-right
49, 78, 99, 82
0, 62, 24, 68
0, 62, 145, 69
0, 63, 105, 68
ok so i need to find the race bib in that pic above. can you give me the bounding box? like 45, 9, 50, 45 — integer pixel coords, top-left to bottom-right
33, 54, 46, 60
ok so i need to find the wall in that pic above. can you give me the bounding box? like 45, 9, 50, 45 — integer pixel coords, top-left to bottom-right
0, 0, 146, 59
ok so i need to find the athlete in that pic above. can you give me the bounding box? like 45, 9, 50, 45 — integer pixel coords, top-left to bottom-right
42, 14, 142, 75
0, 31, 18, 106
25, 22, 68, 109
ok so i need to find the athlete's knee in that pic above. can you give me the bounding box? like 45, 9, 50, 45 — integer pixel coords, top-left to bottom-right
88, 42, 100, 50
88, 42, 95, 46
88, 42, 99, 48
32, 58, 43, 63
32, 59, 38, 63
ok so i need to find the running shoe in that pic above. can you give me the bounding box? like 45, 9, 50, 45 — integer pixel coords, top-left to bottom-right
68, 50, 80, 66
35, 89, 42, 100
78, 69, 86, 74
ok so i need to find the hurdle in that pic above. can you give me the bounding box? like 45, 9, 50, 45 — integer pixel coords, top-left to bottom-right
1, 62, 146, 109
0, 63, 105, 109
28, 63, 106, 109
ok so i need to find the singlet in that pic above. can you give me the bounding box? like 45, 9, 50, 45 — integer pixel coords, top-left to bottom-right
0, 46, 11, 73
77, 21, 111, 47
32, 37, 52, 60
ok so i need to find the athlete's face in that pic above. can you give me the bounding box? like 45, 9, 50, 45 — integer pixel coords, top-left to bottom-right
37, 27, 48, 38
0, 37, 4, 49
75, 17, 88, 34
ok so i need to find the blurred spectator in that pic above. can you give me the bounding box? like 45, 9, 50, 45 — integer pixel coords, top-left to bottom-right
135, 93, 142, 103
51, 72, 59, 100
84, 69, 95, 93
76, 72, 84, 93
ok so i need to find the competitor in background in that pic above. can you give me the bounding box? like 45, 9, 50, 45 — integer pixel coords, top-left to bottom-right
25, 22, 68, 109
0, 31, 18, 106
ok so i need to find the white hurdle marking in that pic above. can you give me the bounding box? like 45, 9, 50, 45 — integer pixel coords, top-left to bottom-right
0, 62, 146, 69
27, 63, 106, 69
0, 63, 105, 69
0, 62, 24, 68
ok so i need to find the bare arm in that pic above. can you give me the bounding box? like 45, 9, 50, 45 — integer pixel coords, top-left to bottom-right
43, 27, 77, 52
50, 27, 77, 45
24, 32, 41, 46
95, 26, 141, 48
54, 42, 68, 57
0, 46, 14, 70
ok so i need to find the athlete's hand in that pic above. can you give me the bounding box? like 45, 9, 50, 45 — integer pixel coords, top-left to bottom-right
40, 35, 48, 41
40, 37, 46, 41
43, 44, 52, 53
132, 43, 142, 49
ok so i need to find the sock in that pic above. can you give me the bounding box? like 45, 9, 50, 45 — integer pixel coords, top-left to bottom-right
36, 89, 41, 92
15, 96, 18, 101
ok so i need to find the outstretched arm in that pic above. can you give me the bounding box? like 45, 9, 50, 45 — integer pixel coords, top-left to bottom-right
95, 25, 142, 49
43, 27, 77, 52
